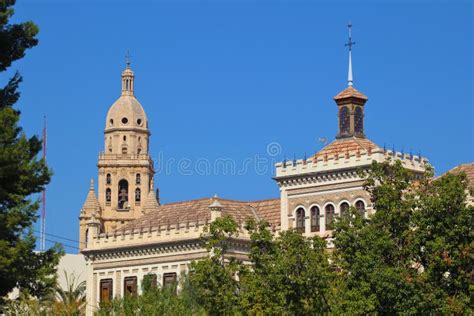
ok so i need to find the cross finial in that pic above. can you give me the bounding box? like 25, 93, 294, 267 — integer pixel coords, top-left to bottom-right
345, 22, 355, 86
125, 50, 131, 68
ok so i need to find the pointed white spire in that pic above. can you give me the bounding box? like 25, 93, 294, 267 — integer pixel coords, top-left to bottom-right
345, 22, 355, 87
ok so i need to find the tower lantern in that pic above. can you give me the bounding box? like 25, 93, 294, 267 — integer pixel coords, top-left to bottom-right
334, 23, 368, 139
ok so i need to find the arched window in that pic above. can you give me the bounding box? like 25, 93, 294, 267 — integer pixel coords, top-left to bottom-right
105, 188, 111, 204
354, 107, 364, 134
135, 188, 141, 202
310, 206, 320, 232
355, 200, 365, 217
295, 208, 305, 233
106, 174, 111, 185
122, 147, 128, 155
136, 174, 141, 185
340, 202, 350, 218
325, 204, 335, 230
339, 106, 350, 134
118, 179, 128, 209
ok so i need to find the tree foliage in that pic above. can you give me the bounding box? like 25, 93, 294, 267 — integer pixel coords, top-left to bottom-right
331, 160, 473, 314
0, 0, 62, 305
95, 161, 473, 315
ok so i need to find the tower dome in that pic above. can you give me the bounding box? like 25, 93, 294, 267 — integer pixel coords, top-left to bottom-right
105, 64, 148, 133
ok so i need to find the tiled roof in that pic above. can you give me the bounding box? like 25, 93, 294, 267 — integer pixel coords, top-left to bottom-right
333, 86, 368, 101
116, 197, 281, 232
443, 163, 474, 189
314, 137, 380, 159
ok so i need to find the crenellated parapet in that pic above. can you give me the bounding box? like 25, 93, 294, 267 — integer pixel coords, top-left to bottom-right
275, 147, 428, 184
84, 217, 252, 253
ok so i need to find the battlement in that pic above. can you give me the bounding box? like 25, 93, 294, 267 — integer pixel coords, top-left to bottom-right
275, 148, 428, 179
85, 217, 252, 251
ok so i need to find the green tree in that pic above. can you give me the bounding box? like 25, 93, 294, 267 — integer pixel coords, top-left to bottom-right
0, 0, 62, 304
239, 219, 332, 315
187, 215, 241, 315
96, 275, 205, 316
409, 170, 473, 313
331, 160, 473, 314
53, 271, 86, 315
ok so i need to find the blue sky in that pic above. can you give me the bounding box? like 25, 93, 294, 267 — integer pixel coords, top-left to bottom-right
5, 1, 473, 252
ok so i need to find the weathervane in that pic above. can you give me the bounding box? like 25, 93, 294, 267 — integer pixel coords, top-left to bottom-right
125, 50, 131, 68
345, 22, 355, 86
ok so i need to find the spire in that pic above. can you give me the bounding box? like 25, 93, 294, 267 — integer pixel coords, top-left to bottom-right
345, 22, 355, 86
143, 178, 159, 213
81, 178, 100, 213
121, 51, 135, 96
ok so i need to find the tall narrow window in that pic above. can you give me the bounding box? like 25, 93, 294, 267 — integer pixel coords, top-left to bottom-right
136, 174, 141, 185
105, 188, 111, 205
163, 273, 177, 288
325, 204, 335, 230
122, 147, 127, 155
135, 188, 141, 203
124, 276, 138, 297
295, 208, 305, 233
310, 206, 320, 232
339, 106, 350, 134
100, 279, 113, 303
354, 107, 364, 134
340, 202, 350, 218
85, 228, 89, 248
118, 180, 128, 209
106, 174, 111, 185
355, 200, 365, 217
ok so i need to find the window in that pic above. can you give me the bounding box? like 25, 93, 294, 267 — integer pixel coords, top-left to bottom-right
295, 208, 305, 233
325, 204, 335, 230
310, 206, 320, 232
105, 188, 111, 204
118, 180, 128, 209
135, 188, 141, 203
106, 174, 111, 185
123, 136, 127, 141
354, 107, 364, 134
355, 200, 365, 217
122, 117, 128, 124
109, 119, 114, 126
85, 228, 89, 248
340, 202, 350, 218
122, 147, 127, 155
136, 174, 141, 185
137, 119, 142, 126
100, 279, 113, 303
137, 148, 142, 155
163, 273, 177, 288
124, 276, 137, 297
339, 106, 350, 134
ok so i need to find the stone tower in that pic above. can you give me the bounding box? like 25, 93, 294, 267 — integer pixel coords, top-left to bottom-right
79, 62, 156, 250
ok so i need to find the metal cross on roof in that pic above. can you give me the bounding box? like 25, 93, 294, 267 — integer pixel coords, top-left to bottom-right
125, 50, 131, 68
345, 22, 355, 86
345, 22, 356, 51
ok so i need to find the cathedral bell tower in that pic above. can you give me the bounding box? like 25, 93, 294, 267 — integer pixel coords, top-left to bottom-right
334, 22, 368, 139
79, 60, 157, 250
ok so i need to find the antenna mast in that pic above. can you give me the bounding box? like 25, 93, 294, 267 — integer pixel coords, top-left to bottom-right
40, 116, 47, 251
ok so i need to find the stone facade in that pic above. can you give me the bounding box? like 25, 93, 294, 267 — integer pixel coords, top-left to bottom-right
79, 63, 435, 315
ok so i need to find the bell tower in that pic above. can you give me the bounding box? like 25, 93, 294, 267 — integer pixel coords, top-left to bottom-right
79, 60, 157, 250
334, 22, 368, 139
